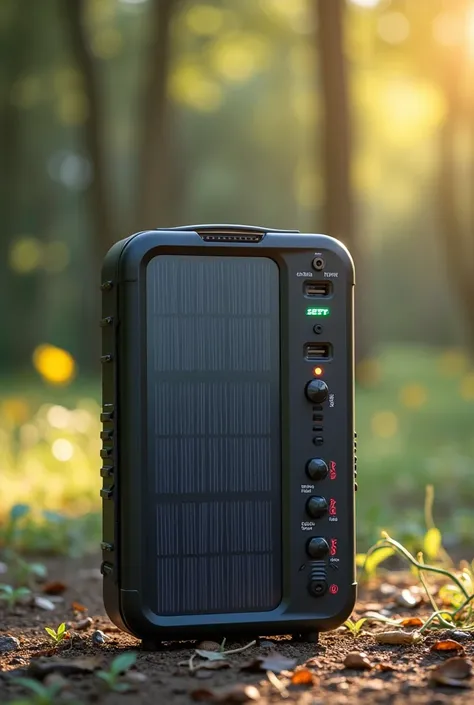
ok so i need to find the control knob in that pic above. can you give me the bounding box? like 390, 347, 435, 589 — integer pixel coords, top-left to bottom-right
306, 495, 328, 519
306, 458, 328, 481
306, 537, 329, 559
305, 379, 329, 404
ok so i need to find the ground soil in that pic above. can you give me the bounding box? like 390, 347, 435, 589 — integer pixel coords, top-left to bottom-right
0, 554, 473, 704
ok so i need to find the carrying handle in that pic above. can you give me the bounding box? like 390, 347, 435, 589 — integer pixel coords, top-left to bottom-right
158, 223, 300, 234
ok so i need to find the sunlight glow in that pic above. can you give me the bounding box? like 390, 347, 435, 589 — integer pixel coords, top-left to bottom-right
47, 406, 70, 429
52, 439, 74, 462
377, 12, 410, 44
33, 345, 76, 386
349, 0, 383, 8
432, 13, 463, 47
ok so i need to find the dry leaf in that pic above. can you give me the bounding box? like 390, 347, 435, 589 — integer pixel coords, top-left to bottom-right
191, 684, 260, 702
396, 589, 422, 609
400, 617, 424, 628
195, 650, 226, 661
33, 596, 56, 611
375, 630, 422, 645
28, 656, 101, 678
197, 641, 221, 652
376, 662, 396, 672
241, 653, 297, 674
42, 581, 67, 595
343, 652, 373, 670
71, 601, 87, 613
431, 640, 465, 654
290, 667, 318, 685
429, 657, 472, 688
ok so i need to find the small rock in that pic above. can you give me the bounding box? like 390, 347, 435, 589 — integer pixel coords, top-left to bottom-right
441, 630, 472, 642
343, 651, 373, 670
196, 640, 220, 651
0, 562, 7, 575
8, 657, 25, 665
92, 630, 109, 644
75, 617, 93, 631
0, 636, 20, 653
33, 596, 56, 611
379, 583, 397, 596
396, 588, 422, 609
259, 639, 275, 648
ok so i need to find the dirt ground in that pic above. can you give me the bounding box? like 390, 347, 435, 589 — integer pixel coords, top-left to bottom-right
0, 554, 473, 704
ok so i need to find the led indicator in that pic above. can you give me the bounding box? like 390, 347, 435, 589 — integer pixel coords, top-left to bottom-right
306, 307, 330, 317
313, 367, 323, 376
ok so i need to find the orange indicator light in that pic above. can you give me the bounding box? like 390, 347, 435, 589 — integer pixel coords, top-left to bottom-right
313, 366, 323, 376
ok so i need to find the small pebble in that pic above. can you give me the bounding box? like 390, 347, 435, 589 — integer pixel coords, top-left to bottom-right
92, 629, 109, 644
0, 636, 20, 653
125, 671, 148, 684
75, 617, 93, 631
33, 596, 56, 611
441, 629, 472, 642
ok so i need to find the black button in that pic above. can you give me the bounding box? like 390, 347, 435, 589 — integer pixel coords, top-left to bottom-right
100, 448, 113, 458
100, 406, 114, 422
307, 537, 329, 559
100, 354, 113, 363
313, 436, 324, 446
306, 458, 328, 481
305, 379, 329, 404
313, 324, 323, 335
100, 466, 114, 478
101, 542, 114, 552
354, 482, 358, 491
308, 579, 328, 597
306, 495, 328, 519
100, 430, 113, 440
100, 561, 113, 576
100, 487, 114, 499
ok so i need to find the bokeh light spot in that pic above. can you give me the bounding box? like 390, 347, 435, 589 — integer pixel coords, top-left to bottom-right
184, 5, 224, 35
356, 358, 381, 387
52, 439, 74, 462
460, 373, 474, 401
33, 345, 76, 386
43, 242, 70, 273
170, 62, 222, 111
210, 34, 270, 83
432, 13, 463, 47
9, 237, 42, 274
377, 12, 410, 44
399, 383, 428, 409
371, 411, 399, 439
438, 349, 469, 377
57, 92, 89, 126
1, 398, 29, 425
47, 405, 70, 429
91, 28, 123, 59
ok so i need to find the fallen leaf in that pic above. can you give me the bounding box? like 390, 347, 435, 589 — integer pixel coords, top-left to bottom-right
33, 596, 56, 611
191, 684, 260, 702
376, 662, 396, 672
196, 641, 221, 652
28, 656, 101, 678
291, 667, 318, 685
431, 640, 465, 654
343, 652, 373, 670
241, 653, 297, 674
71, 601, 87, 612
42, 581, 67, 595
195, 650, 226, 661
429, 657, 472, 688
375, 630, 422, 645
396, 588, 422, 609
400, 617, 424, 628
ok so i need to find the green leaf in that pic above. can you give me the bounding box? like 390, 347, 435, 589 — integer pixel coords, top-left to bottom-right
355, 553, 366, 568
363, 547, 395, 577
0, 584, 13, 595
195, 649, 226, 661
15, 587, 31, 598
30, 563, 47, 578
355, 618, 367, 631
45, 627, 58, 639
96, 671, 114, 685
438, 584, 464, 609
10, 504, 30, 522
13, 677, 48, 697
113, 682, 131, 693
110, 652, 138, 675
57, 622, 66, 635
423, 527, 442, 561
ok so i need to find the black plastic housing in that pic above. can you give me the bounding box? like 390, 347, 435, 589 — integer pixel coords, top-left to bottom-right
100, 224, 356, 641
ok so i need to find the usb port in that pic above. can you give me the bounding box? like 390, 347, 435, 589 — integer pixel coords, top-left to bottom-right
304, 343, 332, 360
304, 281, 332, 297
313, 425, 323, 432
313, 414, 323, 422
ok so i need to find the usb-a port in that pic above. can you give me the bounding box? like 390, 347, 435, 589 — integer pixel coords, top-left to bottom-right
304, 281, 332, 297
304, 343, 332, 360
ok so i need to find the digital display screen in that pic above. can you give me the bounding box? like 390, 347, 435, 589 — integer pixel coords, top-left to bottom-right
306, 307, 330, 317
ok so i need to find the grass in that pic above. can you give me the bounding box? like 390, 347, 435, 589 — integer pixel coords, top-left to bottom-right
0, 344, 473, 555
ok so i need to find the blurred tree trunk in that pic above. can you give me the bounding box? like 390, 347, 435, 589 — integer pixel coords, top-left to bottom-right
438, 12, 474, 352
63, 0, 115, 259
136, 0, 177, 229
316, 0, 370, 366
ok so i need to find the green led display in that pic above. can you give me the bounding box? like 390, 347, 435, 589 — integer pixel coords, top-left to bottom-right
306, 307, 330, 317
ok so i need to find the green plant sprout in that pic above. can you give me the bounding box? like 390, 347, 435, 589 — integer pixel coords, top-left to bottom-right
343, 617, 367, 637
96, 652, 138, 692
0, 584, 31, 608
8, 677, 66, 705
44, 623, 68, 645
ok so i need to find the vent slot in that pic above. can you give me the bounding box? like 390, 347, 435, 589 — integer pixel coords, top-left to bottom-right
200, 233, 264, 243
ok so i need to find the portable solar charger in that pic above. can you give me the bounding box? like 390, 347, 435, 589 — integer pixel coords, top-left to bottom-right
100, 224, 356, 645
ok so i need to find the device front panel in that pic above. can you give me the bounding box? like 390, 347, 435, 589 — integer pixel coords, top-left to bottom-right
145, 254, 282, 616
